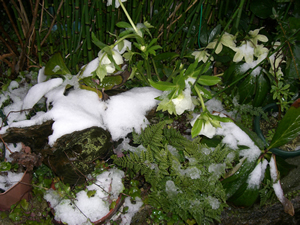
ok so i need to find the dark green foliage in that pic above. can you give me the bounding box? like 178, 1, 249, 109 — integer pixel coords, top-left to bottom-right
112, 121, 235, 224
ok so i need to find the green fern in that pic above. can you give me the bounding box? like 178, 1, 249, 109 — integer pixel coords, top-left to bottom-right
112, 122, 234, 224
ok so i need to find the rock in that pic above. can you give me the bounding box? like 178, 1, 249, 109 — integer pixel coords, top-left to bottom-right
2, 121, 113, 185
46, 126, 113, 185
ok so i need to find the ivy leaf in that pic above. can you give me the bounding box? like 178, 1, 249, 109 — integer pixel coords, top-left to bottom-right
87, 190, 96, 198
269, 99, 300, 149
45, 52, 71, 76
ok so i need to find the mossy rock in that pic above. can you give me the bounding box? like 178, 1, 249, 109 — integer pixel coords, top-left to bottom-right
45, 127, 113, 185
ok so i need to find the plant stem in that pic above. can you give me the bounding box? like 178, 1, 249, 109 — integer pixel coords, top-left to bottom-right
118, 0, 140, 36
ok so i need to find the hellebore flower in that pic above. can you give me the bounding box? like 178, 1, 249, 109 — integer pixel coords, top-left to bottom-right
191, 114, 217, 139
233, 41, 254, 63
254, 44, 269, 62
206, 32, 236, 54
192, 50, 214, 63
113, 39, 132, 54
248, 27, 268, 46
98, 49, 124, 74
269, 42, 285, 69
107, 0, 127, 8
172, 89, 194, 115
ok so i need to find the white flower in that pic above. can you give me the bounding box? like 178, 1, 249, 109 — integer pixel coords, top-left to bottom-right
248, 27, 268, 46
106, 0, 127, 8
172, 79, 195, 115
192, 50, 214, 63
113, 40, 132, 54
206, 32, 236, 54
191, 115, 216, 139
232, 41, 254, 63
98, 49, 124, 74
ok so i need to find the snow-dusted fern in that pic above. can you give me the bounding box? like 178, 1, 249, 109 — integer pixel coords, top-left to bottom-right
112, 121, 235, 224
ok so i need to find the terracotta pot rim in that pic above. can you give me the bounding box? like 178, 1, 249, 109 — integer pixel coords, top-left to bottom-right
0, 170, 32, 211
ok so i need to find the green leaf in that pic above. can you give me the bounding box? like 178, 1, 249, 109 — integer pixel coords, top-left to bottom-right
116, 21, 132, 28
185, 60, 199, 77
237, 74, 256, 104
196, 85, 212, 99
269, 102, 300, 149
208, 24, 221, 43
44, 52, 71, 76
253, 73, 270, 107
197, 76, 221, 86
228, 184, 260, 207
189, 62, 211, 79
191, 118, 203, 138
222, 158, 256, 199
250, 0, 274, 19
149, 79, 177, 91
210, 114, 232, 123
91, 32, 107, 49
147, 45, 162, 56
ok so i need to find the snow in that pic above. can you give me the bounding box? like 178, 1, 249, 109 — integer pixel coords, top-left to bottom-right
119, 197, 143, 225
5, 143, 22, 162
208, 163, 225, 178
22, 78, 63, 110
0, 171, 24, 191
104, 87, 161, 140
166, 180, 181, 196
0, 68, 161, 145
44, 168, 124, 225
215, 112, 261, 162
207, 196, 220, 209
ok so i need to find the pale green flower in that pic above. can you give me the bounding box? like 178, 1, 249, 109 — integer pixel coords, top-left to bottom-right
269, 42, 285, 69
248, 27, 268, 46
98, 49, 124, 74
254, 44, 269, 62
233, 41, 254, 63
113, 39, 132, 54
192, 50, 214, 63
107, 0, 127, 8
126, 23, 145, 37
206, 32, 236, 54
269, 66, 284, 79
